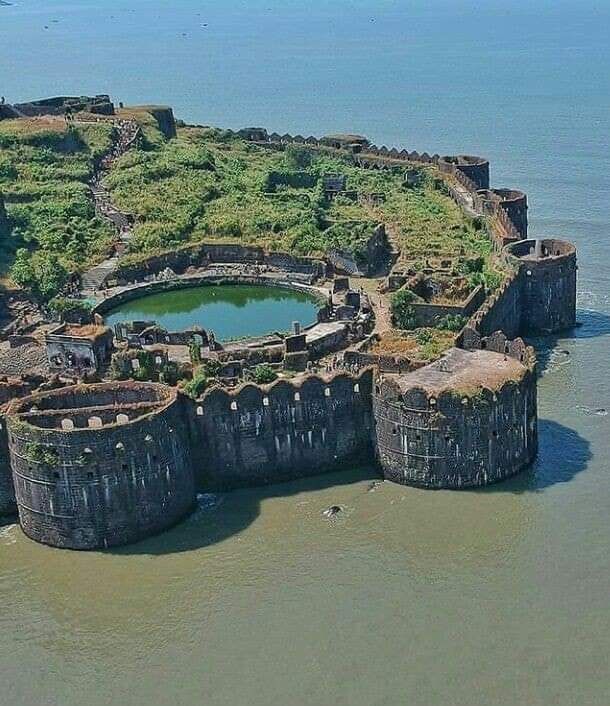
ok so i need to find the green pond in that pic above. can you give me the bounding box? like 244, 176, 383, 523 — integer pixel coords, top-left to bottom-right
104, 284, 320, 340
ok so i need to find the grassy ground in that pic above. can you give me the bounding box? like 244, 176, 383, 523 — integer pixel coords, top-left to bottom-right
0, 117, 115, 292
0, 110, 500, 303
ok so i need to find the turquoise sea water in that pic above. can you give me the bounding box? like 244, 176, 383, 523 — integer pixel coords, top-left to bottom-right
1, 2, 610, 705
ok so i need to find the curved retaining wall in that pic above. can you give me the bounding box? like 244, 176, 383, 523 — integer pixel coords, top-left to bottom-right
504, 238, 577, 333
7, 382, 195, 550
373, 345, 537, 488
93, 272, 326, 317
187, 370, 374, 490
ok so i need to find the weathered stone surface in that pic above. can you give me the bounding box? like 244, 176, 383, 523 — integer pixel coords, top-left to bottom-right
7, 382, 195, 549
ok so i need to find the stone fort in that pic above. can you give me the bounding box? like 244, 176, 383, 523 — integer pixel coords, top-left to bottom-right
0, 108, 578, 550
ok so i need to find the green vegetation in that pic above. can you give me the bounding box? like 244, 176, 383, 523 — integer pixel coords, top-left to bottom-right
48, 296, 93, 323
181, 367, 210, 399
436, 313, 467, 332
391, 289, 419, 330
24, 442, 60, 466
0, 117, 115, 296
0, 110, 503, 341
251, 364, 278, 384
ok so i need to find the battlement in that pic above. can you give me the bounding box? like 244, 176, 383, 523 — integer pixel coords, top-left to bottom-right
437, 155, 490, 190
373, 347, 537, 488
7, 382, 195, 549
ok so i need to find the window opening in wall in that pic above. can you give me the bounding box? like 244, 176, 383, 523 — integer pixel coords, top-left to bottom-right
294, 392, 301, 401
53, 471, 60, 479
353, 384, 359, 393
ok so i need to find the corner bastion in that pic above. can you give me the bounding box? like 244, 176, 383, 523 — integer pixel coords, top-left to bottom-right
373, 341, 537, 489
504, 238, 577, 333
438, 155, 490, 190
6, 382, 195, 549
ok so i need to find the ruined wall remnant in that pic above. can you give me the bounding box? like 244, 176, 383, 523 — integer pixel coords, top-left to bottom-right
373, 347, 537, 489
7, 382, 195, 550
504, 238, 577, 334
188, 370, 374, 490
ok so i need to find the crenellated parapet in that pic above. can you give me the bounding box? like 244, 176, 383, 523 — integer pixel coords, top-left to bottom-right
437, 155, 490, 190
373, 347, 537, 488
475, 188, 528, 243
503, 238, 577, 333
6, 382, 196, 549
187, 369, 374, 490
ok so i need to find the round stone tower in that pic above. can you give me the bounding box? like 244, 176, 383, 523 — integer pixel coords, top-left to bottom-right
373, 347, 537, 488
475, 188, 528, 239
7, 382, 195, 549
504, 238, 577, 333
438, 155, 490, 190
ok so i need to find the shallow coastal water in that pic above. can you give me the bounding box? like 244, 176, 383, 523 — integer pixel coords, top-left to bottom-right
104, 284, 320, 340
2, 1, 610, 705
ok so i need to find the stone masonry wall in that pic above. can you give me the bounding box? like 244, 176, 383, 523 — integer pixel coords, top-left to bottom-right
373, 349, 537, 489
7, 384, 195, 549
0, 418, 14, 517
186, 369, 374, 490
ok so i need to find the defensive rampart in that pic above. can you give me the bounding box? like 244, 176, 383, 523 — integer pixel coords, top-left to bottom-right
186, 369, 374, 490
373, 341, 537, 489
503, 238, 577, 333
7, 382, 195, 549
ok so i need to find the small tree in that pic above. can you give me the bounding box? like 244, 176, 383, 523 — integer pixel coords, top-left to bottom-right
181, 368, 209, 399
391, 289, 418, 330
252, 364, 277, 384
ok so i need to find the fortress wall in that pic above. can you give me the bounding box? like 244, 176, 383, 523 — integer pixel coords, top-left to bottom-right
7, 383, 196, 549
114, 242, 324, 282
458, 270, 523, 348
187, 370, 374, 490
0, 418, 14, 516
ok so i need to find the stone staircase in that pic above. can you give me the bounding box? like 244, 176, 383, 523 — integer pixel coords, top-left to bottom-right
80, 119, 141, 293
80, 257, 119, 293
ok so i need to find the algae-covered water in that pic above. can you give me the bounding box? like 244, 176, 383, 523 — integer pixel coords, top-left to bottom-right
104, 284, 320, 340
2, 1, 610, 705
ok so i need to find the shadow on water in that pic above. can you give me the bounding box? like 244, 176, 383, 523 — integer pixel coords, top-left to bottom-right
110, 466, 379, 556
533, 308, 610, 373
477, 419, 591, 494
115, 418, 590, 555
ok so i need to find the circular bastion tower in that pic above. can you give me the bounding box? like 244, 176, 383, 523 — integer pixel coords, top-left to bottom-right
438, 155, 490, 190
373, 347, 537, 488
504, 238, 577, 333
7, 382, 196, 550
475, 188, 528, 239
